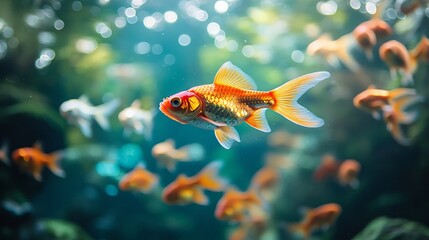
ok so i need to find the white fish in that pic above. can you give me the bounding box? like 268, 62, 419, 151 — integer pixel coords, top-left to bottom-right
118, 100, 156, 140
60, 95, 120, 137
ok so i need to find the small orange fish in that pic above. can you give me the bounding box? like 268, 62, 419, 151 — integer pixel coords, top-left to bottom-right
215, 188, 264, 222
250, 166, 280, 201
353, 86, 418, 119
313, 154, 340, 182
379, 40, 418, 84
118, 163, 159, 193
162, 161, 227, 205
11, 142, 64, 181
151, 139, 204, 172
159, 61, 329, 149
337, 159, 360, 188
287, 203, 342, 238
353, 19, 392, 59
307, 34, 361, 72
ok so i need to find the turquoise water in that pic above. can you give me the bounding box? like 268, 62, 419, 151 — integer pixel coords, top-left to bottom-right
1, 0, 429, 239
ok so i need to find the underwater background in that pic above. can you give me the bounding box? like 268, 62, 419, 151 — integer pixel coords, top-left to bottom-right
1, 0, 429, 239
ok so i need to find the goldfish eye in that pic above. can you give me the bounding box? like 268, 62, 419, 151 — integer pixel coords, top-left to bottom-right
170, 97, 182, 108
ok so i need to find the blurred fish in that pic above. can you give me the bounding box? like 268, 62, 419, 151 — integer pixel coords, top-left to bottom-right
379, 40, 418, 85
2, 199, 32, 216
313, 154, 340, 182
215, 188, 265, 222
0, 141, 9, 165
267, 130, 303, 150
286, 203, 342, 239
162, 161, 227, 205
11, 142, 64, 181
228, 214, 268, 240
118, 163, 159, 194
353, 19, 392, 59
396, 0, 429, 15
410, 35, 429, 62
118, 100, 156, 140
337, 159, 361, 188
159, 61, 329, 149
151, 139, 205, 172
250, 166, 280, 201
353, 86, 418, 119
354, 87, 424, 145
264, 153, 295, 170
60, 95, 120, 138
307, 34, 361, 73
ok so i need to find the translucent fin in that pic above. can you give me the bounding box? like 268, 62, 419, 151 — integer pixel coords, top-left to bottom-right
245, 108, 271, 132
78, 118, 92, 138
94, 99, 120, 130
390, 94, 424, 124
0, 141, 9, 165
336, 34, 362, 72
270, 72, 330, 127
180, 143, 205, 161
214, 126, 241, 149
213, 61, 257, 90
47, 151, 65, 178
193, 188, 209, 205
197, 160, 227, 191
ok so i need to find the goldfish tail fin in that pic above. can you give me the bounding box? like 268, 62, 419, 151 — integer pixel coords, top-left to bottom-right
270, 72, 330, 127
180, 143, 205, 161
390, 93, 424, 124
383, 106, 411, 146
94, 99, 120, 130
214, 126, 240, 149
47, 151, 65, 178
198, 160, 228, 191
336, 34, 362, 72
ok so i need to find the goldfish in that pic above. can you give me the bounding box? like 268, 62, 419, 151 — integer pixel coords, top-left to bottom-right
250, 166, 280, 201
159, 61, 329, 149
60, 95, 120, 138
313, 154, 340, 182
352, 19, 392, 59
228, 214, 268, 240
307, 34, 361, 73
379, 40, 418, 85
11, 142, 64, 181
118, 163, 159, 193
215, 188, 265, 222
337, 159, 360, 188
354, 87, 424, 145
287, 203, 342, 238
118, 100, 156, 140
151, 139, 205, 172
162, 160, 227, 205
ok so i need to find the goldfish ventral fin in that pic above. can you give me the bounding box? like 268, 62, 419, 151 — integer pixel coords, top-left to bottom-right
213, 62, 257, 90
214, 126, 241, 149
245, 108, 271, 132
271, 71, 330, 128
193, 189, 209, 205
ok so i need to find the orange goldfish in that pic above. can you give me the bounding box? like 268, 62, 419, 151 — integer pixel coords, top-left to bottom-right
250, 166, 280, 201
353, 19, 392, 59
313, 154, 340, 182
162, 160, 227, 205
379, 40, 418, 84
353, 86, 419, 119
337, 159, 360, 188
287, 203, 342, 238
118, 163, 159, 193
151, 139, 205, 172
11, 142, 64, 181
307, 34, 361, 72
215, 188, 265, 222
159, 61, 329, 149
354, 87, 424, 145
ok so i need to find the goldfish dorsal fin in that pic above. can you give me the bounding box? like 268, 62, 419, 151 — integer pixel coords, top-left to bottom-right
245, 109, 271, 132
131, 100, 141, 108
214, 126, 241, 149
213, 61, 257, 90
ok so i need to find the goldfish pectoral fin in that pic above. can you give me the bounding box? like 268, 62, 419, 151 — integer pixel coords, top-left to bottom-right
214, 126, 241, 149
77, 118, 92, 138
198, 160, 227, 191
33, 170, 43, 182
349, 179, 360, 189
213, 61, 257, 90
180, 144, 205, 161
193, 189, 209, 205
245, 109, 271, 132
371, 110, 381, 120
94, 99, 120, 130
271, 72, 330, 128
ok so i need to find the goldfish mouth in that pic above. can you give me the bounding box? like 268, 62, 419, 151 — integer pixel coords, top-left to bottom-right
159, 101, 187, 124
